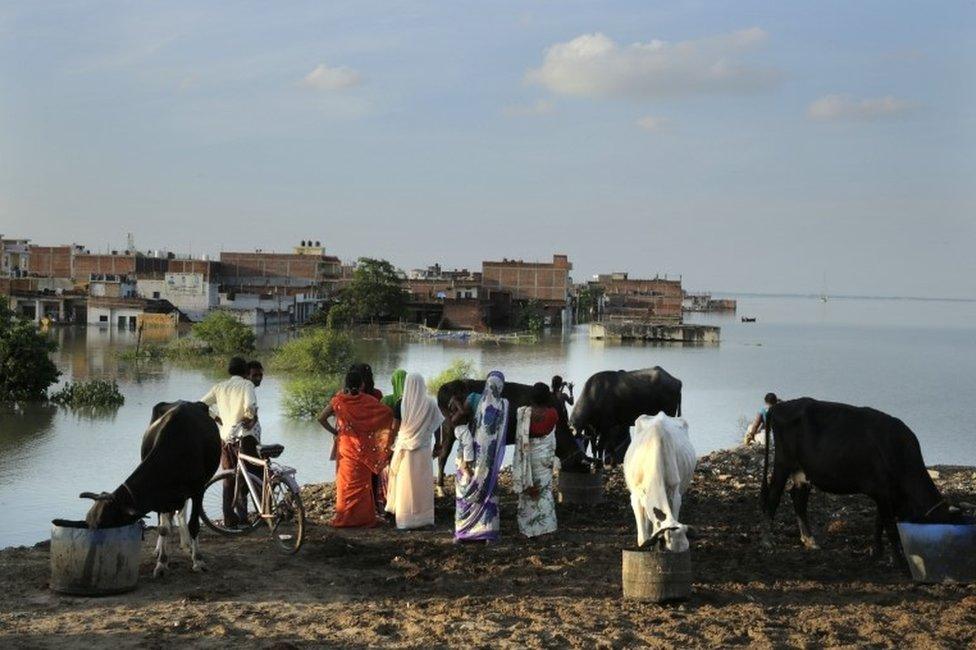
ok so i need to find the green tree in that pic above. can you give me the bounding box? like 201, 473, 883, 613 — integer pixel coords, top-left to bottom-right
513, 299, 546, 332
191, 310, 256, 355
0, 301, 61, 401
576, 285, 604, 323
337, 258, 406, 323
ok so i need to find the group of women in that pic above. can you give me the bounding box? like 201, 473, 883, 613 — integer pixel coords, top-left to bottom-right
317, 364, 566, 542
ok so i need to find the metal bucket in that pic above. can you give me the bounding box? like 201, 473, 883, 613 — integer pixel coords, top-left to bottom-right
897, 521, 976, 584
50, 519, 143, 596
622, 548, 692, 602
557, 470, 603, 504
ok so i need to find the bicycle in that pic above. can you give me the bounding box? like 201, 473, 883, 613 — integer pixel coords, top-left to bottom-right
200, 437, 305, 553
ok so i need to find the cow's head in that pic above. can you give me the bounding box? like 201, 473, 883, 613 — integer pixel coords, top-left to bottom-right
650, 507, 690, 553
80, 491, 140, 530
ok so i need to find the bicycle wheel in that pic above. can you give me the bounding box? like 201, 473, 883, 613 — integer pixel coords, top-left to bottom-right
201, 471, 261, 535
269, 479, 305, 553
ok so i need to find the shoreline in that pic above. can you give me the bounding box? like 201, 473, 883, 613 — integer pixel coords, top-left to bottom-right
6, 449, 973, 554
2, 445, 974, 647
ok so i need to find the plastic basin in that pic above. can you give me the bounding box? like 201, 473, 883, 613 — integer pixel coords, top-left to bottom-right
896, 521, 976, 584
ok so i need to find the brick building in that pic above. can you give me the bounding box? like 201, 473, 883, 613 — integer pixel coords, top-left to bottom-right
481, 254, 572, 325
26, 245, 78, 279
219, 244, 341, 295
592, 272, 683, 323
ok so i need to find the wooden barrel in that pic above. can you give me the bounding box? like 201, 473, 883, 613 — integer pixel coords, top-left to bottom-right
622, 548, 692, 602
557, 470, 603, 504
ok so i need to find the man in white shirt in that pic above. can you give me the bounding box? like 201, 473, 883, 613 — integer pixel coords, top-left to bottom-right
200, 356, 259, 527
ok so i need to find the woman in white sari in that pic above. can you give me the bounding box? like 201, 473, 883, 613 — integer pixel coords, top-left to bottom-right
386, 373, 444, 529
512, 382, 558, 538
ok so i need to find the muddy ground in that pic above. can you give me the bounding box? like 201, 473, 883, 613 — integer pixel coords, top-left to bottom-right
1, 445, 975, 648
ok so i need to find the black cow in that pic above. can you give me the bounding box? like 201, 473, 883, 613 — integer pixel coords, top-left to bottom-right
762, 397, 962, 560
570, 368, 683, 464
80, 401, 220, 577
434, 379, 590, 489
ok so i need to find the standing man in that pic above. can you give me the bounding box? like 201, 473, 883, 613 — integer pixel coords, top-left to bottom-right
744, 392, 778, 445
247, 360, 264, 443
200, 356, 259, 527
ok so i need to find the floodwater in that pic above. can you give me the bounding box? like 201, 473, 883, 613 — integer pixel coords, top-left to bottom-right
1, 295, 974, 548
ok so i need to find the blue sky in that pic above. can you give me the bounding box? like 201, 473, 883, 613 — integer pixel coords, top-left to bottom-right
1, 1, 974, 297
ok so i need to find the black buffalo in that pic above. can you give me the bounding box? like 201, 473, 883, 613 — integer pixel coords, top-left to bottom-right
570, 367, 683, 464
80, 401, 221, 576
434, 379, 589, 488
762, 397, 961, 559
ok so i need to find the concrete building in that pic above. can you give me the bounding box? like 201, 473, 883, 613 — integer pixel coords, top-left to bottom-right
137, 265, 221, 322
1, 237, 31, 277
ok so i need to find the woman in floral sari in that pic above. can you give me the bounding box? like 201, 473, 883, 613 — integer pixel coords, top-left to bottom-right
454, 371, 509, 542
513, 382, 558, 538
318, 369, 394, 528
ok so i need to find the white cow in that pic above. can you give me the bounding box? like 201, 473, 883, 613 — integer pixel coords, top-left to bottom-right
623, 412, 697, 552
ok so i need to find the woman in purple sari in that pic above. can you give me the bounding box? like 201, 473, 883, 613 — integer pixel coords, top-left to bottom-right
454, 371, 509, 542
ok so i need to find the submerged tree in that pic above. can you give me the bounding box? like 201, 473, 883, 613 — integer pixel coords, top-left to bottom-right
0, 301, 61, 401
191, 310, 256, 355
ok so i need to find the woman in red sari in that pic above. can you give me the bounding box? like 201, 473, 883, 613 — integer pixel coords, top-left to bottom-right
318, 369, 394, 527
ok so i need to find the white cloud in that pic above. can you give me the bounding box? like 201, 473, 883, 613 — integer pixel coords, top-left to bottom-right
301, 63, 361, 91
502, 99, 555, 117
525, 28, 779, 100
807, 94, 915, 121
635, 115, 668, 131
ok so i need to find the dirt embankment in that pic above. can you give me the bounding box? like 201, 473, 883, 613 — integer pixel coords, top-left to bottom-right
2, 446, 975, 648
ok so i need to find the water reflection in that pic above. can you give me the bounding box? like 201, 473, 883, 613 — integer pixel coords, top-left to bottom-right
0, 403, 58, 456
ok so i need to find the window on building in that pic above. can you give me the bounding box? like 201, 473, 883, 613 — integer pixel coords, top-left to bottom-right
99, 315, 108, 323
152, 291, 160, 299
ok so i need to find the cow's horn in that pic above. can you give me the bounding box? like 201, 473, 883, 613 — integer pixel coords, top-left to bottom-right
79, 491, 113, 501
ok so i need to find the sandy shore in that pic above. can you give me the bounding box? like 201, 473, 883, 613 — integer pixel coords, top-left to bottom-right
2, 446, 975, 648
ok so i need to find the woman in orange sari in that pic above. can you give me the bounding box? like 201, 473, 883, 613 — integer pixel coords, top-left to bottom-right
318, 369, 395, 527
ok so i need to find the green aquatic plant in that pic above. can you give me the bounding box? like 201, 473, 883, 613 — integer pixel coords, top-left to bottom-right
271, 327, 355, 376
427, 358, 477, 395
281, 376, 341, 420
50, 379, 125, 409
191, 310, 256, 355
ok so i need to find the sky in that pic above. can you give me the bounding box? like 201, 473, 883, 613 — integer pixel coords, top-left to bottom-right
1, 1, 974, 298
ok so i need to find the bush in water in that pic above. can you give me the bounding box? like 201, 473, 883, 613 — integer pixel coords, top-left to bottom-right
50, 379, 125, 408
282, 376, 341, 420
272, 328, 355, 376
427, 358, 477, 395
191, 311, 256, 355
0, 302, 61, 401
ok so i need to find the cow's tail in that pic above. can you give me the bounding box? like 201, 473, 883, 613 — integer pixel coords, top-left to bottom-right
760, 409, 772, 513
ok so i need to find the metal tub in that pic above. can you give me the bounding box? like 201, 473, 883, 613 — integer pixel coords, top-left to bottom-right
897, 521, 976, 584
50, 519, 143, 596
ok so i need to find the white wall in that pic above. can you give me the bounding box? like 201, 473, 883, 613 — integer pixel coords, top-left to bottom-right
137, 272, 218, 321
88, 305, 143, 327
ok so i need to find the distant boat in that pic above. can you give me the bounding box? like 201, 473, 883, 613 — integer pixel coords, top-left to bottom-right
820, 272, 829, 303
741, 316, 757, 323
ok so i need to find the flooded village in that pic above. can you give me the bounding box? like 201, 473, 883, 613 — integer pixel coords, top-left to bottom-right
0, 235, 733, 337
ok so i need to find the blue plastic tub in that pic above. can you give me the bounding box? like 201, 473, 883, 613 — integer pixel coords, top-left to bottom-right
896, 521, 976, 583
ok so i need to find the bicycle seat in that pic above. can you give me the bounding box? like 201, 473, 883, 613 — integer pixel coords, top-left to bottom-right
257, 443, 284, 459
